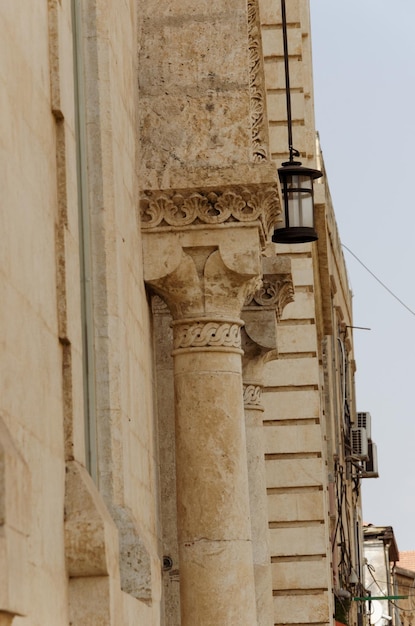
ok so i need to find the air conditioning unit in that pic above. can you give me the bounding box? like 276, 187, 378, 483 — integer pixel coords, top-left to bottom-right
357, 411, 372, 439
362, 441, 379, 478
350, 427, 369, 460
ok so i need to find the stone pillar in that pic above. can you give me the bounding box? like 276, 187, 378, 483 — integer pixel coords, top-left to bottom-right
173, 321, 255, 625
141, 183, 280, 626
242, 255, 294, 626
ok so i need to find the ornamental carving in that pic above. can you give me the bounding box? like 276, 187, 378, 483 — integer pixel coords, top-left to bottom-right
248, 0, 269, 162
243, 384, 263, 408
245, 275, 294, 321
172, 319, 242, 352
274, 278, 295, 320
140, 185, 280, 244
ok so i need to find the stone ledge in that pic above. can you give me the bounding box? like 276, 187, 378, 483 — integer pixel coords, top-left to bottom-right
64, 460, 120, 578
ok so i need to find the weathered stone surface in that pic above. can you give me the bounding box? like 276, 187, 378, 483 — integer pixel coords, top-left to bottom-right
262, 389, 320, 420
263, 423, 323, 454
272, 558, 329, 589
264, 355, 319, 386
64, 460, 119, 578
2, 0, 360, 625
178, 539, 257, 626
269, 525, 327, 557
267, 491, 325, 523
266, 458, 325, 489
241, 253, 294, 626
0, 417, 30, 618
273, 592, 330, 624
277, 323, 318, 354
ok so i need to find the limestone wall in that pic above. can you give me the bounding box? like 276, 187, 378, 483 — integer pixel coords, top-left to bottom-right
259, 2, 334, 625
262, 249, 333, 626
258, 3, 363, 625
1, 0, 364, 624
1, 0, 161, 624
1, 1, 70, 622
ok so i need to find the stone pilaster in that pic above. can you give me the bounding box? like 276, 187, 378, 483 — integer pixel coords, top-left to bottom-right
142, 183, 281, 626
242, 254, 294, 626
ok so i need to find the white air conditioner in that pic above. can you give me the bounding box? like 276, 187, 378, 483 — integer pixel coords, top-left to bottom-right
351, 427, 369, 460
362, 441, 379, 478
357, 411, 372, 439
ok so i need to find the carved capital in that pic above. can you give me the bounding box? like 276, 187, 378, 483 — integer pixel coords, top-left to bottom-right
244, 255, 294, 321
140, 182, 281, 248
242, 254, 294, 381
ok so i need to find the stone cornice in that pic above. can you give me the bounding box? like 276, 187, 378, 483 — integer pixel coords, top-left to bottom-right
140, 183, 281, 248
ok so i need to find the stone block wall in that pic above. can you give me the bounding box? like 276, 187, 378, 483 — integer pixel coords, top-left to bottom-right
263, 249, 332, 626
1, 0, 162, 624
258, 2, 334, 625
1, 0, 363, 624
1, 2, 71, 622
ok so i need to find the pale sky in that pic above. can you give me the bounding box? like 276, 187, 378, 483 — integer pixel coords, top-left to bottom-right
309, 1, 415, 552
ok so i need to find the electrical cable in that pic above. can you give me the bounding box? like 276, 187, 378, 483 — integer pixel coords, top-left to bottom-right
366, 563, 405, 610
342, 244, 415, 318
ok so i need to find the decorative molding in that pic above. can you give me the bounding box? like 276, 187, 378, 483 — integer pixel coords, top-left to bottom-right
247, 0, 269, 162
140, 184, 280, 244
172, 319, 243, 353
274, 278, 295, 320
243, 384, 264, 409
245, 274, 294, 320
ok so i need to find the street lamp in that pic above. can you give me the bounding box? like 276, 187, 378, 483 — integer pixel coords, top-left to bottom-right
272, 0, 322, 244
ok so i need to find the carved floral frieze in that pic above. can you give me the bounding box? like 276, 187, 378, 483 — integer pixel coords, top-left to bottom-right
140, 184, 280, 245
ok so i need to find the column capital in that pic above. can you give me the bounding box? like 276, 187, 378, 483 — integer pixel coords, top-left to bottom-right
141, 183, 281, 324
244, 254, 294, 322
242, 254, 294, 386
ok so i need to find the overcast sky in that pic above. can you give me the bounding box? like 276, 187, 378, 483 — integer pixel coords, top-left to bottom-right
309, 0, 415, 552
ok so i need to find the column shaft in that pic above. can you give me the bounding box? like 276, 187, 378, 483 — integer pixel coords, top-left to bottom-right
245, 398, 274, 626
174, 345, 257, 626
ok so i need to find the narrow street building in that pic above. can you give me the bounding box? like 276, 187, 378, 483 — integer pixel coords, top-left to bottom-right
0, 1, 375, 625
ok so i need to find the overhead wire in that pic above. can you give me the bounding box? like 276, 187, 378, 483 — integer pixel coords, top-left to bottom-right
366, 563, 408, 610
342, 244, 415, 318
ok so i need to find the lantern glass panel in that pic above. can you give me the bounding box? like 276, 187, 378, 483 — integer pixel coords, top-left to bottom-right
287, 190, 313, 228
286, 175, 313, 191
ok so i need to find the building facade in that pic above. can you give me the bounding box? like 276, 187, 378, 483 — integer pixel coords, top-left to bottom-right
1, 1, 371, 625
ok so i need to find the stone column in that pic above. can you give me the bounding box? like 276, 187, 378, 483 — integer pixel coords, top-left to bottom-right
141, 183, 280, 626
242, 255, 294, 626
